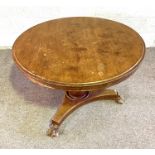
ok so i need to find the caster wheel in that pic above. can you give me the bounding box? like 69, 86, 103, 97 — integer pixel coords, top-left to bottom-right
116, 98, 124, 104
114, 90, 124, 104
47, 124, 59, 137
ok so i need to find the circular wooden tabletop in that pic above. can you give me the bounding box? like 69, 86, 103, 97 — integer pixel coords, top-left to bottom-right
12, 17, 145, 90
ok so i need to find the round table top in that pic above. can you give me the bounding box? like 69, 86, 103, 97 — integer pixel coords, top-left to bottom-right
12, 17, 145, 90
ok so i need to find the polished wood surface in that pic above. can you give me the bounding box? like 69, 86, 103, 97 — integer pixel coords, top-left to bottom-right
12, 17, 145, 91
12, 17, 145, 137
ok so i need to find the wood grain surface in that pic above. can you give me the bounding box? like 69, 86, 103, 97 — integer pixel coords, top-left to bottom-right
12, 17, 145, 90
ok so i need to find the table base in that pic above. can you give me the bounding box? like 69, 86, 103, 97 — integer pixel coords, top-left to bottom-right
47, 89, 123, 137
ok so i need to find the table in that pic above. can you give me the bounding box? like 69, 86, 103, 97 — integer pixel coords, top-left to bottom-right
12, 17, 145, 137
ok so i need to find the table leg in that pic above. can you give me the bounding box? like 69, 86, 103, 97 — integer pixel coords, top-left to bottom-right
47, 89, 123, 137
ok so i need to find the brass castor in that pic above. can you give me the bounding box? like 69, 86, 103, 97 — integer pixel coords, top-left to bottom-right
47, 123, 59, 138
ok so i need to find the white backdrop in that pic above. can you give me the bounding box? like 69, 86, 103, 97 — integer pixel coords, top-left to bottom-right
0, 0, 155, 47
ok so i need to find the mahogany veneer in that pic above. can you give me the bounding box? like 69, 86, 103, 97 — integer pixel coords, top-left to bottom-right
12, 17, 145, 137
